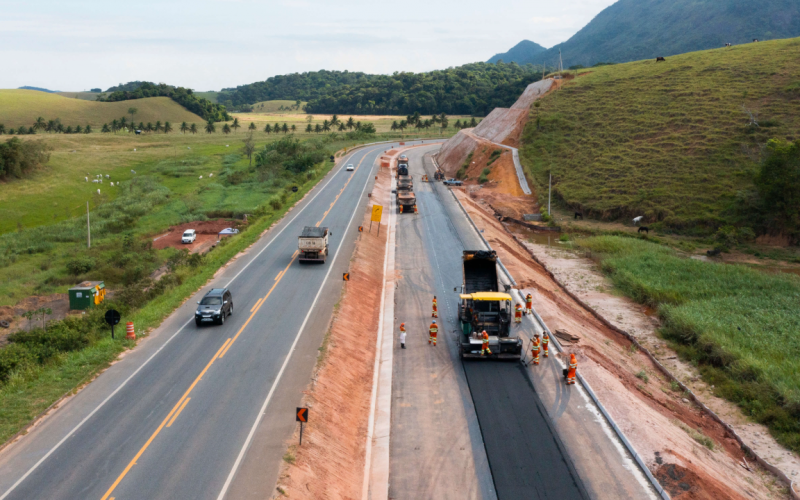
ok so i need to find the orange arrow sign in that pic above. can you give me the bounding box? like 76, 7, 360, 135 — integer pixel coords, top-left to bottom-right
296, 407, 308, 422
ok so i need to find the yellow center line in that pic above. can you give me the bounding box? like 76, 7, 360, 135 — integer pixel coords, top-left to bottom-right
166, 398, 191, 428
250, 298, 264, 313
100, 340, 232, 500
100, 149, 376, 499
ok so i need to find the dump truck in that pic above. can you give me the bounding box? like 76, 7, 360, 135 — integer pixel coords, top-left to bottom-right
397, 174, 413, 191
456, 250, 523, 359
298, 226, 329, 263
397, 190, 417, 214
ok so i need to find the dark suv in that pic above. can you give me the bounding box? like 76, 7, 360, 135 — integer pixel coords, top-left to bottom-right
195, 288, 233, 326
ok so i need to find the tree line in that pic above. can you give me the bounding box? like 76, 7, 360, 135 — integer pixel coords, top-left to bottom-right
217, 62, 541, 116
0, 118, 93, 136
96, 82, 230, 122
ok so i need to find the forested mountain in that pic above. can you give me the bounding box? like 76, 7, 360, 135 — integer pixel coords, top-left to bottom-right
96, 82, 230, 122
489, 0, 800, 68
218, 63, 542, 116
487, 40, 546, 64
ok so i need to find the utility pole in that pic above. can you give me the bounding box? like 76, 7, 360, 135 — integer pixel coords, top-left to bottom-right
548, 172, 552, 216
86, 201, 91, 248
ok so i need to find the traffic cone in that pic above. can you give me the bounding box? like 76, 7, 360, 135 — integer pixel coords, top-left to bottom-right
126, 321, 135, 340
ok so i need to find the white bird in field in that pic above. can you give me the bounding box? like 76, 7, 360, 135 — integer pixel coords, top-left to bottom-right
199, 175, 203, 179
209, 173, 213, 177
134, 148, 136, 151
131, 170, 136, 174
188, 147, 191, 149
85, 177, 88, 182
97, 189, 101, 195
105, 175, 109, 178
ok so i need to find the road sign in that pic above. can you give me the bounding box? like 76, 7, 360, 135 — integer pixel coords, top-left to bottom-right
343, 273, 350, 281
296, 407, 308, 422
105, 309, 121, 339
358, 226, 363, 232
371, 205, 383, 222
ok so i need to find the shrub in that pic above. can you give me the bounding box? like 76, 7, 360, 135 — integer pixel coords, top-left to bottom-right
66, 257, 96, 275
0, 343, 37, 382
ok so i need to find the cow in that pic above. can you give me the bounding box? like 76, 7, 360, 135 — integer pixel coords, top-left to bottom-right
707, 248, 722, 257
638, 226, 649, 234
633, 216, 644, 225
725, 43, 732, 47
753, 39, 759, 42
574, 212, 583, 220
656, 57, 666, 62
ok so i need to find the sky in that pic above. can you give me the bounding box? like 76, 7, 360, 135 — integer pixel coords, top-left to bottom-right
0, 0, 618, 91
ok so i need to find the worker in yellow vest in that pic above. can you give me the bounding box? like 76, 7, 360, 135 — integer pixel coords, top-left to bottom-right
429, 320, 438, 346
531, 334, 541, 365
514, 303, 523, 325
525, 293, 533, 315
432, 296, 438, 318
542, 331, 550, 358
481, 330, 491, 356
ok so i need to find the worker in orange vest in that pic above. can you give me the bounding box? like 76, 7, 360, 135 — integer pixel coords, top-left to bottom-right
542, 331, 550, 358
481, 330, 491, 356
566, 353, 578, 385
432, 296, 438, 318
399, 323, 407, 349
514, 303, 522, 325
429, 320, 438, 346
531, 334, 541, 365
525, 293, 533, 315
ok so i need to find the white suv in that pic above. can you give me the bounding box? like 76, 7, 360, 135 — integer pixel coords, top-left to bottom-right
346, 164, 354, 171
182, 229, 197, 244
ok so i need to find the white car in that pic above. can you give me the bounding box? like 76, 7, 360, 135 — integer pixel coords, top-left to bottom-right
346, 164, 354, 171
181, 229, 197, 244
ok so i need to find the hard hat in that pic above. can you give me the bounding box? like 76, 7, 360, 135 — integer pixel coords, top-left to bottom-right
432, 320, 436, 324
534, 332, 540, 336
400, 322, 405, 327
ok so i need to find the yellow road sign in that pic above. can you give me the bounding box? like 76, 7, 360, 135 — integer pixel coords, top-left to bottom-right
371, 205, 383, 222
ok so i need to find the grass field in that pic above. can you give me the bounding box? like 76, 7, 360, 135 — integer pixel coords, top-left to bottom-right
520, 37, 800, 234
54, 91, 106, 101
0, 90, 204, 128
193, 91, 219, 103
577, 235, 800, 451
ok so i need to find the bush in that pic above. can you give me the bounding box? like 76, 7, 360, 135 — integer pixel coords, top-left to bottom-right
66, 256, 96, 275
478, 168, 491, 184
0, 343, 37, 382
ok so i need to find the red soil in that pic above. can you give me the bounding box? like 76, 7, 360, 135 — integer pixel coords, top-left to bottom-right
151, 219, 241, 254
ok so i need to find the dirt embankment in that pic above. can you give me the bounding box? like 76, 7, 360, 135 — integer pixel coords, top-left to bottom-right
453, 189, 791, 500
0, 294, 71, 344
274, 158, 392, 499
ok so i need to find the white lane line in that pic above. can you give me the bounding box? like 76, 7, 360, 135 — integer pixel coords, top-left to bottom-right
0, 148, 369, 500
216, 147, 384, 500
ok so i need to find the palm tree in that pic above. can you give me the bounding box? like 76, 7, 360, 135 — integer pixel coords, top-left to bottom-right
314, 124, 322, 133
56, 122, 64, 133
232, 118, 240, 133
190, 123, 198, 134
265, 124, 272, 134
146, 122, 154, 133
128, 107, 137, 127
291, 124, 296, 133
454, 119, 462, 129
155, 121, 162, 133
102, 123, 110, 133
282, 123, 289, 134
248, 122, 256, 131
138, 122, 144, 131
180, 122, 189, 134
391, 121, 398, 131
205, 120, 215, 133
346, 117, 355, 130
111, 119, 119, 134
330, 114, 340, 127
75, 125, 83, 133
399, 120, 407, 131
164, 122, 172, 134
85, 125, 92, 133
0, 124, 6, 134
470, 117, 478, 127
338, 123, 346, 132
120, 117, 127, 130
65, 126, 73, 134
33, 117, 46, 132
322, 120, 330, 132
305, 124, 312, 133
222, 123, 231, 134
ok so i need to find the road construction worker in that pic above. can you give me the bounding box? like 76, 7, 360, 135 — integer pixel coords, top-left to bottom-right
525, 293, 533, 315
399, 323, 407, 349
432, 296, 438, 318
514, 303, 523, 325
429, 320, 438, 346
481, 330, 492, 356
566, 353, 578, 385
542, 331, 550, 358
531, 334, 541, 365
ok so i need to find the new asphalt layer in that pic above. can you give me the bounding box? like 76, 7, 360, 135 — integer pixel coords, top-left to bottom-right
0, 141, 430, 500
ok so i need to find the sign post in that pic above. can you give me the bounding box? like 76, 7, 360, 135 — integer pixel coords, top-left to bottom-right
296, 407, 308, 445
105, 309, 121, 339
370, 205, 383, 235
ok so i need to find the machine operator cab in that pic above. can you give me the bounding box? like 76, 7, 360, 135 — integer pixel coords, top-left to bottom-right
457, 292, 522, 359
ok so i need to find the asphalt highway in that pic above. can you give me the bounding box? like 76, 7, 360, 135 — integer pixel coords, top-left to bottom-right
0, 140, 427, 500
400, 149, 589, 500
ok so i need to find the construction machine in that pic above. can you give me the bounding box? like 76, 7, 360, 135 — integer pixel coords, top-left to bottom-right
456, 250, 522, 359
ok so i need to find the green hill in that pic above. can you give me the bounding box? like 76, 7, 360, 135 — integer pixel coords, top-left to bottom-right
488, 40, 547, 64
492, 0, 800, 68
520, 37, 800, 234
0, 90, 204, 128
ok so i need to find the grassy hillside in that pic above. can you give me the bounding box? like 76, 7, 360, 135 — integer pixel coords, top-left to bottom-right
251, 100, 307, 113
55, 91, 106, 101
520, 37, 800, 233
0, 90, 204, 128
193, 91, 219, 103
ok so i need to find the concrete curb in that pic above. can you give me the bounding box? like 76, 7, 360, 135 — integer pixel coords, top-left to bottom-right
445, 182, 671, 500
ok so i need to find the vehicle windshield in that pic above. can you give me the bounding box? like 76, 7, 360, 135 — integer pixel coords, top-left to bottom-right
200, 297, 222, 305
183, 231, 194, 236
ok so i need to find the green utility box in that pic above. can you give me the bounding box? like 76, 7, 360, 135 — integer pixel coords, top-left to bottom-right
68, 281, 106, 310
